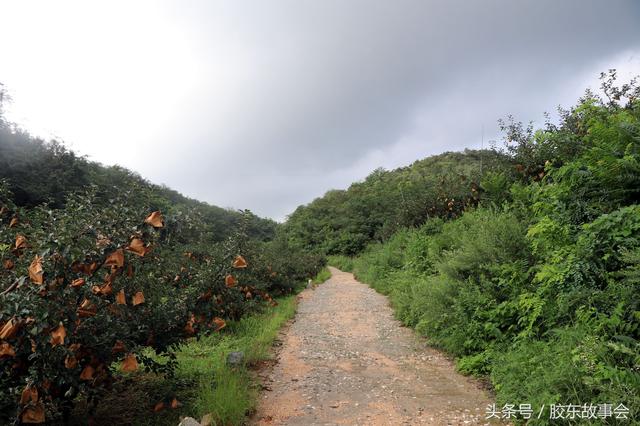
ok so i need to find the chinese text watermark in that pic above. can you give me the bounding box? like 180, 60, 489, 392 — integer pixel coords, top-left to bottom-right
485, 403, 630, 421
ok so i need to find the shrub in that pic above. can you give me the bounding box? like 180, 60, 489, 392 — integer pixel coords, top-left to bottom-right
327, 255, 355, 272
0, 182, 318, 424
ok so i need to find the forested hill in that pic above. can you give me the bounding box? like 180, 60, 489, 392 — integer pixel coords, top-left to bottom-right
0, 118, 276, 242
284, 149, 511, 255
284, 75, 640, 260
314, 73, 640, 418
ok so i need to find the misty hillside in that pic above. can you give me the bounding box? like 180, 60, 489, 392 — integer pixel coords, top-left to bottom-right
0, 99, 326, 424
0, 117, 277, 242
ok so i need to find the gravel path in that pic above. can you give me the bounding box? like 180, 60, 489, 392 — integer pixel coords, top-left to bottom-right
251, 267, 497, 425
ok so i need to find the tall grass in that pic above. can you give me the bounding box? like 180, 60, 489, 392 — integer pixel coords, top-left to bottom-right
173, 296, 298, 425
327, 255, 354, 272
311, 267, 332, 285
76, 296, 298, 426
347, 208, 640, 423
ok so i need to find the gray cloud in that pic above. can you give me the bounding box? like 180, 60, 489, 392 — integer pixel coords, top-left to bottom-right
3, 0, 640, 220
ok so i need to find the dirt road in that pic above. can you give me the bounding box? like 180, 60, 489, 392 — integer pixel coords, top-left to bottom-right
252, 267, 496, 425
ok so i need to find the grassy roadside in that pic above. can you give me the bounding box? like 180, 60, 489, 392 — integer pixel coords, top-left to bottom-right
71, 269, 332, 426
70, 295, 297, 426
163, 267, 331, 424
172, 295, 299, 425
326, 255, 354, 273
311, 267, 331, 285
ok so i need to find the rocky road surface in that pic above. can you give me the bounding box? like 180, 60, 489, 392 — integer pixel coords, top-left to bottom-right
251, 267, 498, 425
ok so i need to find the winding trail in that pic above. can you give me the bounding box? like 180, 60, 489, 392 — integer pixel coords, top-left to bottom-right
252, 267, 497, 425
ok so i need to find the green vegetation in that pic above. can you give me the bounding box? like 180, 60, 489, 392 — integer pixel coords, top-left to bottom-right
0, 99, 277, 243
0, 87, 323, 424
312, 72, 640, 423
71, 295, 297, 426
284, 150, 510, 255
3, 70, 639, 424
311, 267, 332, 285
326, 255, 354, 272
169, 295, 297, 425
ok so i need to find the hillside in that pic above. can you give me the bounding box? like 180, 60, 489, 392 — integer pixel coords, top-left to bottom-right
284, 149, 511, 255
0, 101, 324, 424
0, 119, 277, 243
2, 72, 639, 424
326, 73, 640, 421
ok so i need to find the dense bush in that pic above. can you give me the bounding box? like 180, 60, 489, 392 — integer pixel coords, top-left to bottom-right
326, 255, 355, 272
329, 73, 640, 423
0, 179, 322, 423
284, 150, 511, 256
0, 85, 326, 423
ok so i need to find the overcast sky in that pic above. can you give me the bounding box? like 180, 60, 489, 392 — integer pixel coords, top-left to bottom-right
1, 1, 639, 220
